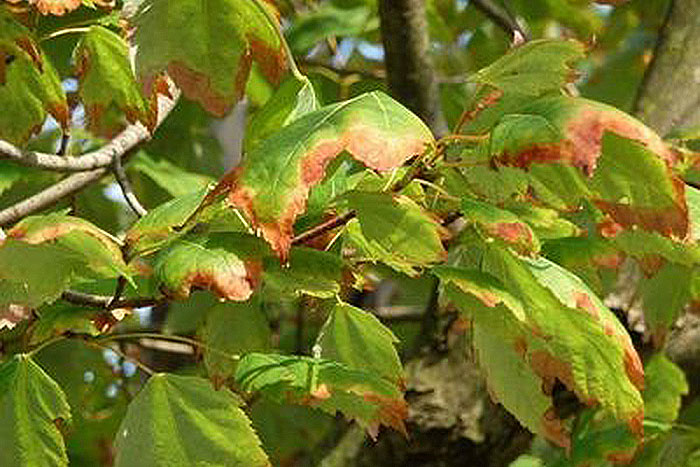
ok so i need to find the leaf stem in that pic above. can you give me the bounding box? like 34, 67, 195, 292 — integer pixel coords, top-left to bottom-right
86, 339, 155, 376
40, 27, 91, 42
27, 335, 66, 357
100, 332, 240, 362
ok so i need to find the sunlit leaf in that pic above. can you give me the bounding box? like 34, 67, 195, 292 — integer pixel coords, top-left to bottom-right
153, 232, 263, 301
236, 353, 408, 437
263, 246, 343, 298
223, 91, 434, 257
114, 373, 269, 466
316, 301, 403, 385
0, 9, 67, 143
74, 25, 151, 136
344, 191, 446, 276
131, 0, 287, 116
0, 355, 71, 467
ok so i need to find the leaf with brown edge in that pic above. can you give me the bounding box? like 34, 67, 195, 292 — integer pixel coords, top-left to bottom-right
28, 0, 81, 16
74, 26, 152, 136
462, 198, 540, 255
438, 238, 644, 447
7, 213, 131, 280
235, 353, 408, 438
153, 232, 264, 301
130, 0, 287, 117
224, 91, 434, 258
487, 96, 686, 240
0, 9, 68, 143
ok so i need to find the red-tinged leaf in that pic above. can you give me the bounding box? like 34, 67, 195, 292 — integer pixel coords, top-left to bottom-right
436, 241, 644, 447
235, 353, 408, 437
131, 0, 287, 117
27, 0, 81, 16
74, 26, 152, 136
153, 233, 263, 302
7, 213, 130, 279
223, 92, 434, 257
0, 9, 68, 143
462, 198, 540, 255
488, 96, 687, 240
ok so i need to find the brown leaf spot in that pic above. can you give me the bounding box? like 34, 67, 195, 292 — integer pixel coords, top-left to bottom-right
623, 344, 644, 391
541, 406, 570, 449
363, 392, 409, 438
574, 291, 599, 320
529, 350, 575, 396
310, 383, 331, 400
598, 217, 624, 238
14, 36, 42, 70
248, 36, 286, 88
627, 409, 644, 439
177, 258, 261, 301
31, 0, 82, 16
165, 61, 233, 118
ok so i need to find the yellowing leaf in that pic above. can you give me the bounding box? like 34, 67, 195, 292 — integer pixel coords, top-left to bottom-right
236, 353, 408, 438
131, 0, 287, 116
220, 91, 433, 258
74, 26, 152, 136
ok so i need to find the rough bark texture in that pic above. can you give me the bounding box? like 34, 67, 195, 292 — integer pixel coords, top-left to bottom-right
378, 0, 448, 136
635, 0, 700, 135
321, 344, 532, 467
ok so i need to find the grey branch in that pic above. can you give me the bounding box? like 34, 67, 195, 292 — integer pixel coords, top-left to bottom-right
0, 89, 179, 172
0, 88, 180, 227
378, 0, 448, 136
471, 0, 529, 41
634, 0, 700, 136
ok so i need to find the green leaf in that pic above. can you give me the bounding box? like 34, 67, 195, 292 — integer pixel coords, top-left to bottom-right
131, 0, 287, 116
0, 10, 68, 143
236, 353, 408, 437
462, 198, 540, 255
74, 25, 151, 135
644, 354, 688, 424
263, 246, 343, 298
114, 373, 269, 467
154, 233, 263, 301
31, 304, 100, 345
126, 188, 209, 257
486, 96, 686, 240
129, 151, 215, 198
200, 297, 270, 385
0, 354, 71, 467
472, 39, 585, 96
639, 263, 694, 345
245, 75, 319, 153
7, 213, 130, 279
437, 241, 644, 448
0, 240, 85, 308
225, 91, 434, 257
316, 301, 403, 385
286, 3, 377, 54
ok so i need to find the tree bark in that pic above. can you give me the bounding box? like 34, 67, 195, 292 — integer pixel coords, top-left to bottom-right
634, 0, 700, 136
378, 0, 448, 136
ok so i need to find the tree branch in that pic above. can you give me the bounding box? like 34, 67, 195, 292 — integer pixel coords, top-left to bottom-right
0, 90, 179, 172
291, 211, 357, 246
61, 290, 163, 310
112, 154, 147, 217
0, 88, 180, 227
378, 0, 448, 136
634, 0, 700, 136
471, 0, 529, 41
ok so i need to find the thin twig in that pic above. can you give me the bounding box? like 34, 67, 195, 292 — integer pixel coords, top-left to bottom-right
100, 332, 241, 362
291, 211, 357, 246
0, 88, 180, 226
112, 155, 147, 217
471, 0, 529, 41
60, 290, 163, 309
107, 276, 129, 309
56, 131, 70, 156
86, 339, 155, 376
